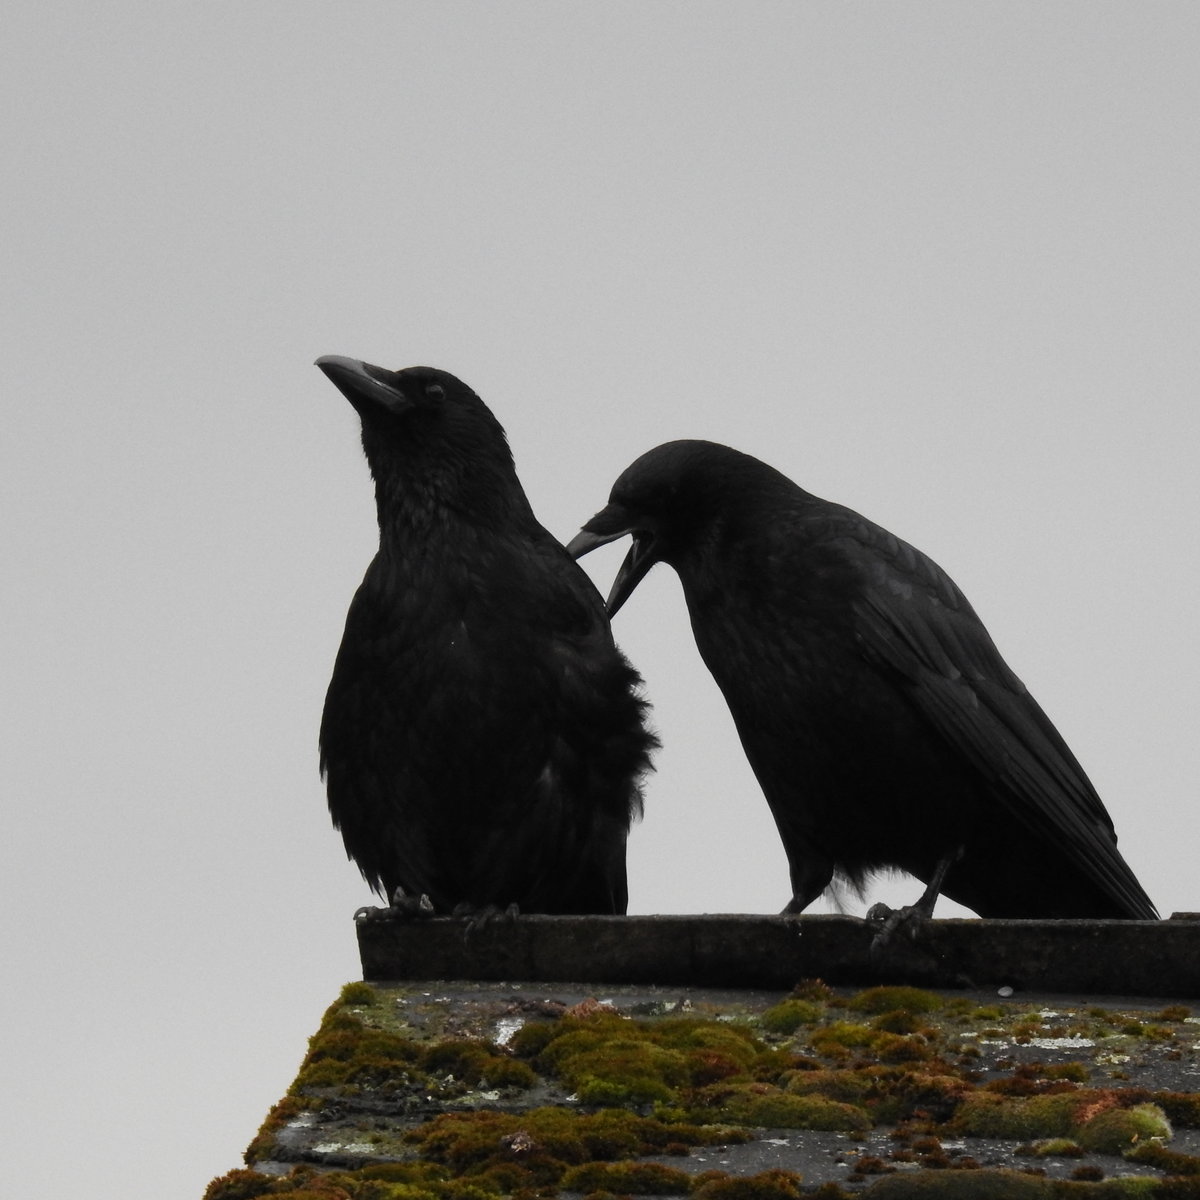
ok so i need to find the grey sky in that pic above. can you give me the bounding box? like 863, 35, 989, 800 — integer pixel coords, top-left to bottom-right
4, 4, 1198, 1196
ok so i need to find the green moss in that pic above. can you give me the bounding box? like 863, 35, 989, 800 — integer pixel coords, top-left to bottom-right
507, 1018, 562, 1058
809, 1021, 880, 1055
784, 1064, 966, 1126
702, 1082, 869, 1130
481, 1056, 538, 1088
691, 1168, 806, 1200
874, 1033, 934, 1065
1125, 1141, 1200, 1175
954, 1092, 1082, 1140
1076, 1103, 1171, 1154
1026, 1139, 1084, 1158
416, 1037, 534, 1090
847, 988, 944, 1016
338, 981, 379, 1007
226, 981, 1200, 1197
956, 1092, 1171, 1156
761, 1000, 824, 1035
872, 1010, 925, 1035
1045, 1063, 1091, 1084
293, 1015, 426, 1093
514, 1009, 787, 1107
406, 1105, 747, 1182
569, 1038, 689, 1105
560, 1160, 695, 1193
421, 1038, 496, 1082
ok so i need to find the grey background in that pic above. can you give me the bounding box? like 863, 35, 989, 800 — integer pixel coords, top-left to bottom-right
3, 4, 1197, 1196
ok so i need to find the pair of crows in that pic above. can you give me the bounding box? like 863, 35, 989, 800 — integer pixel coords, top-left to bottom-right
315, 356, 1157, 928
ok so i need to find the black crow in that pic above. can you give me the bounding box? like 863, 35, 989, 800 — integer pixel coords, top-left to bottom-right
315, 356, 655, 917
568, 439, 1156, 922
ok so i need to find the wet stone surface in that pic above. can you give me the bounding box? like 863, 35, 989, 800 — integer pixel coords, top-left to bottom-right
207, 976, 1200, 1199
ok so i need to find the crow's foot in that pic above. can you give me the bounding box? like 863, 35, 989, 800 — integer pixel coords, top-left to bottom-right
354, 889, 435, 922
453, 902, 521, 940
867, 900, 928, 951
868, 846, 963, 952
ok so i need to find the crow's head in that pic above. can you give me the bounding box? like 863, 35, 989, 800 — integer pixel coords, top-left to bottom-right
316, 356, 530, 527
567, 440, 775, 616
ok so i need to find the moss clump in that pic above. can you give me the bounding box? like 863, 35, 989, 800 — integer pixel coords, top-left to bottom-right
292, 1012, 534, 1098
954, 1092, 1083, 1141
338, 981, 379, 1007
202, 1169, 274, 1200
208, 1160, 506, 1200
955, 1091, 1172, 1156
1157, 1005, 1191, 1022
407, 1105, 748, 1183
569, 1038, 689, 1105
871, 1010, 925, 1036
785, 1064, 966, 1126
1076, 1103, 1171, 1154
1024, 1139, 1084, 1158
790, 979, 836, 1003
761, 999, 824, 1035
1149, 1091, 1200, 1128
859, 1168, 1053, 1197
698, 1082, 869, 1131
560, 1160, 695, 1193
847, 987, 944, 1016
243, 1095, 318, 1165
691, 1168, 806, 1200
418, 1037, 536, 1090
1125, 1141, 1200, 1175
809, 1021, 881, 1057
987, 1063, 1088, 1097
514, 1009, 781, 1106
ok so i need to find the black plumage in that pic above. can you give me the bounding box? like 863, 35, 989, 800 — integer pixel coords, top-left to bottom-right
568, 439, 1156, 921
316, 356, 655, 916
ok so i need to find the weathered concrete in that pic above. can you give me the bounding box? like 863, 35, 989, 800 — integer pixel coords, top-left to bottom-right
357, 913, 1200, 999
225, 976, 1200, 1196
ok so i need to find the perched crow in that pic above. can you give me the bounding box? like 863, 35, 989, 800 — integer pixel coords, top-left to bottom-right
568, 439, 1156, 922
315, 356, 655, 917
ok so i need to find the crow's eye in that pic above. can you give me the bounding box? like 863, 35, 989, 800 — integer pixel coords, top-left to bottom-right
425, 383, 445, 400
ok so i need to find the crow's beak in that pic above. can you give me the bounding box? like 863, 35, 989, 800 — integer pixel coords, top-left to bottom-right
567, 508, 658, 618
316, 355, 410, 416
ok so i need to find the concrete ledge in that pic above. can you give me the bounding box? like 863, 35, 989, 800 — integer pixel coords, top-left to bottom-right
357, 914, 1200, 998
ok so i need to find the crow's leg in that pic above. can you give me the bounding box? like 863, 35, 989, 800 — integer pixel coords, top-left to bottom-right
868, 846, 963, 950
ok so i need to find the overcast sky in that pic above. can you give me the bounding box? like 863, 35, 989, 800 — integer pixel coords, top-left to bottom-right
4, 3, 1198, 1196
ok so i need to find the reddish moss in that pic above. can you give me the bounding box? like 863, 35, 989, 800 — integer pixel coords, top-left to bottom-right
1158, 1005, 1192, 1022
244, 1095, 318, 1164
1153, 1092, 1200, 1127
860, 1169, 1053, 1197
691, 1168, 806, 1200
202, 1168, 274, 1200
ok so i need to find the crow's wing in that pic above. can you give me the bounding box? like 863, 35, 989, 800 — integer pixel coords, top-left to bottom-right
838, 515, 1155, 918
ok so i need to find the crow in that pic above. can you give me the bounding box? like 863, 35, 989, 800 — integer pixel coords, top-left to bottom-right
568, 439, 1156, 922
315, 356, 655, 917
